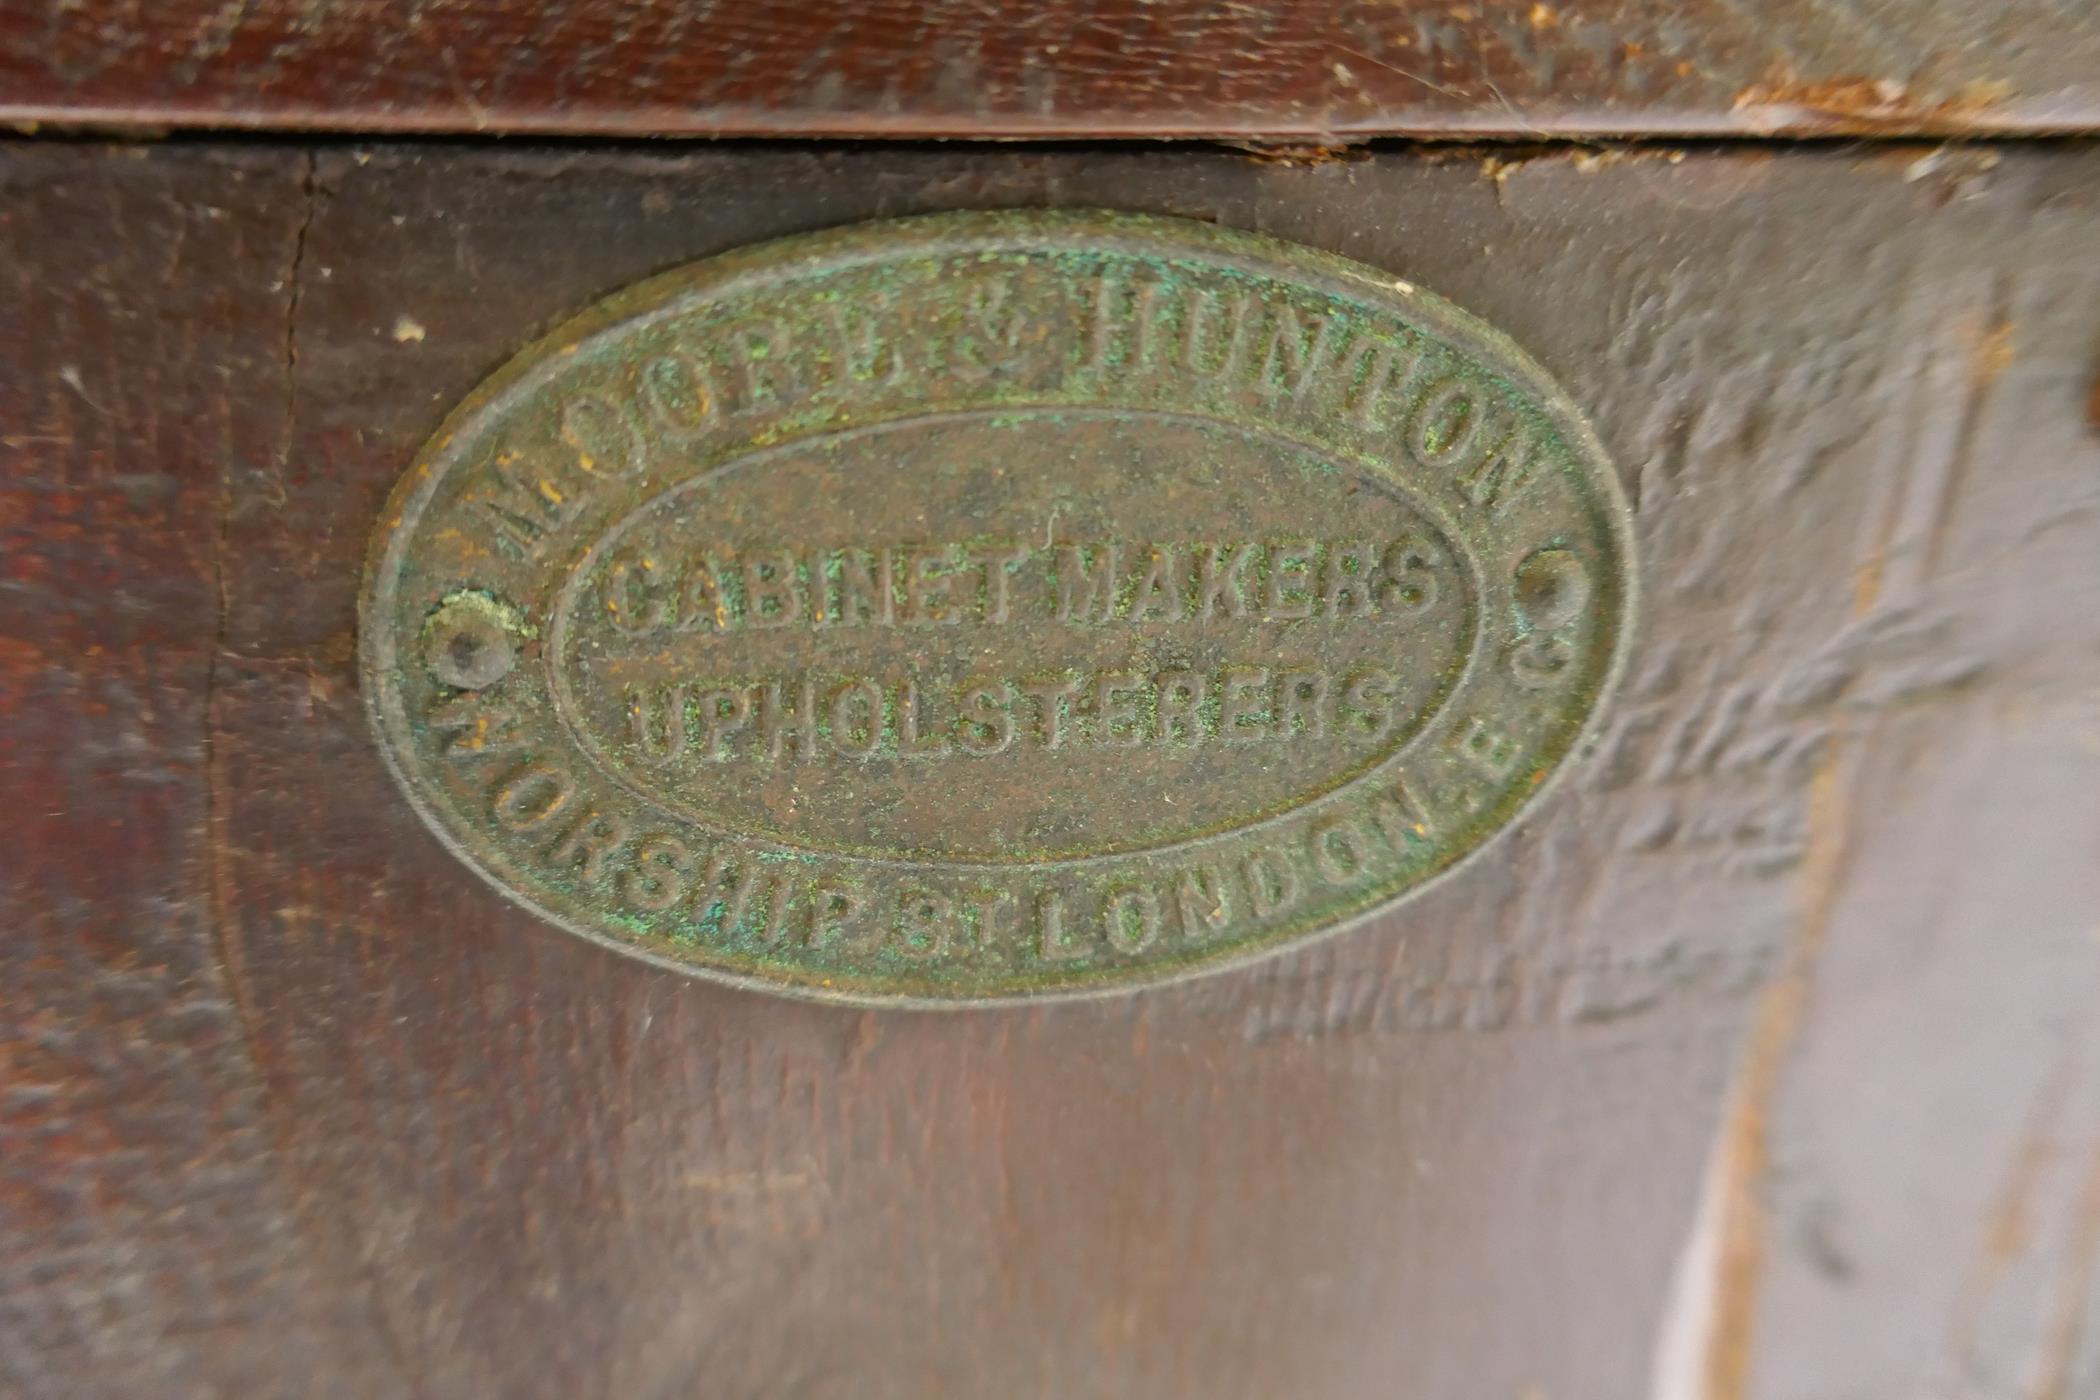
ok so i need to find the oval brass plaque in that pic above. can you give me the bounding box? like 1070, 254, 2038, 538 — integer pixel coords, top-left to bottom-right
362, 211, 1633, 1005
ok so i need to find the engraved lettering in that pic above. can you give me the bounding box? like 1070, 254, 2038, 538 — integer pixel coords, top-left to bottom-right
697, 687, 753, 760
1258, 304, 1343, 402
1263, 541, 1317, 618
1106, 887, 1162, 954
758, 678, 819, 762
962, 890, 1009, 953
622, 834, 693, 913
630, 684, 688, 764
833, 548, 896, 627
951, 279, 1026, 380
1321, 541, 1380, 619
807, 881, 864, 948
1154, 670, 1207, 743
827, 679, 885, 758
1455, 420, 1542, 516
427, 693, 526, 761
615, 661, 1405, 766
639, 352, 720, 435
1244, 848, 1301, 916
492, 761, 573, 830
603, 534, 1450, 636
899, 679, 949, 756
1312, 817, 1371, 884
548, 808, 632, 883
1176, 865, 1233, 942
1365, 773, 1436, 854
1019, 676, 1080, 749
1038, 890, 1089, 962
561, 393, 646, 479
901, 547, 960, 624
1181, 287, 1256, 383
605, 557, 673, 634
747, 875, 794, 945
1381, 538, 1440, 611
1340, 671, 1400, 737
1080, 274, 1127, 376
1219, 667, 1272, 740
731, 320, 800, 409
1195, 542, 1257, 619
741, 549, 803, 627
972, 544, 1029, 623
957, 681, 1017, 755
1054, 544, 1119, 623
691, 847, 759, 937
470, 452, 586, 559
1091, 671, 1144, 747
895, 889, 954, 959
1276, 671, 1330, 738
822, 302, 908, 389
1347, 339, 1421, 429
1407, 378, 1480, 467
1125, 545, 1182, 620
1456, 715, 1520, 777
678, 555, 732, 631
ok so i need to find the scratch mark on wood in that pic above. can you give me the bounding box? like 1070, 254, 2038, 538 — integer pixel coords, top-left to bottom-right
1948, 1044, 2081, 1372
2031, 1129, 2100, 1400
1695, 719, 1861, 1400
1686, 282, 1980, 1393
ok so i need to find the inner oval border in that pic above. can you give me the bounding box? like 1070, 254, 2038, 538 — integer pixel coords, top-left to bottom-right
544, 404, 1490, 868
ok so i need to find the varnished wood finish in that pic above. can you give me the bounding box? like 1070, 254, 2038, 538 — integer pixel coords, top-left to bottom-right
4, 141, 2100, 1397
2, 1, 2099, 140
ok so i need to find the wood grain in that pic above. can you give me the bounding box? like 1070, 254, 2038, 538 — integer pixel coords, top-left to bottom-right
2, 139, 2098, 1398
2, 0, 2099, 140
0, 146, 399, 1399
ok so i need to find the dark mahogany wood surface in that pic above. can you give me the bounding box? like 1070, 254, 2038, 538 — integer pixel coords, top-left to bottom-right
3, 140, 2099, 1398
3, 1, 2100, 140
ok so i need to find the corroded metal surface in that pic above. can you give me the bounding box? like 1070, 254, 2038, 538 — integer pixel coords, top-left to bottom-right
360, 210, 1633, 1003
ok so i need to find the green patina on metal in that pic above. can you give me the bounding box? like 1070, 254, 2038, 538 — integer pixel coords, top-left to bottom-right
360, 210, 1635, 1006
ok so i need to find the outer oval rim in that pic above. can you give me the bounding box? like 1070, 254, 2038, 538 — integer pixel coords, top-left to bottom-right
359, 208, 1640, 1009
